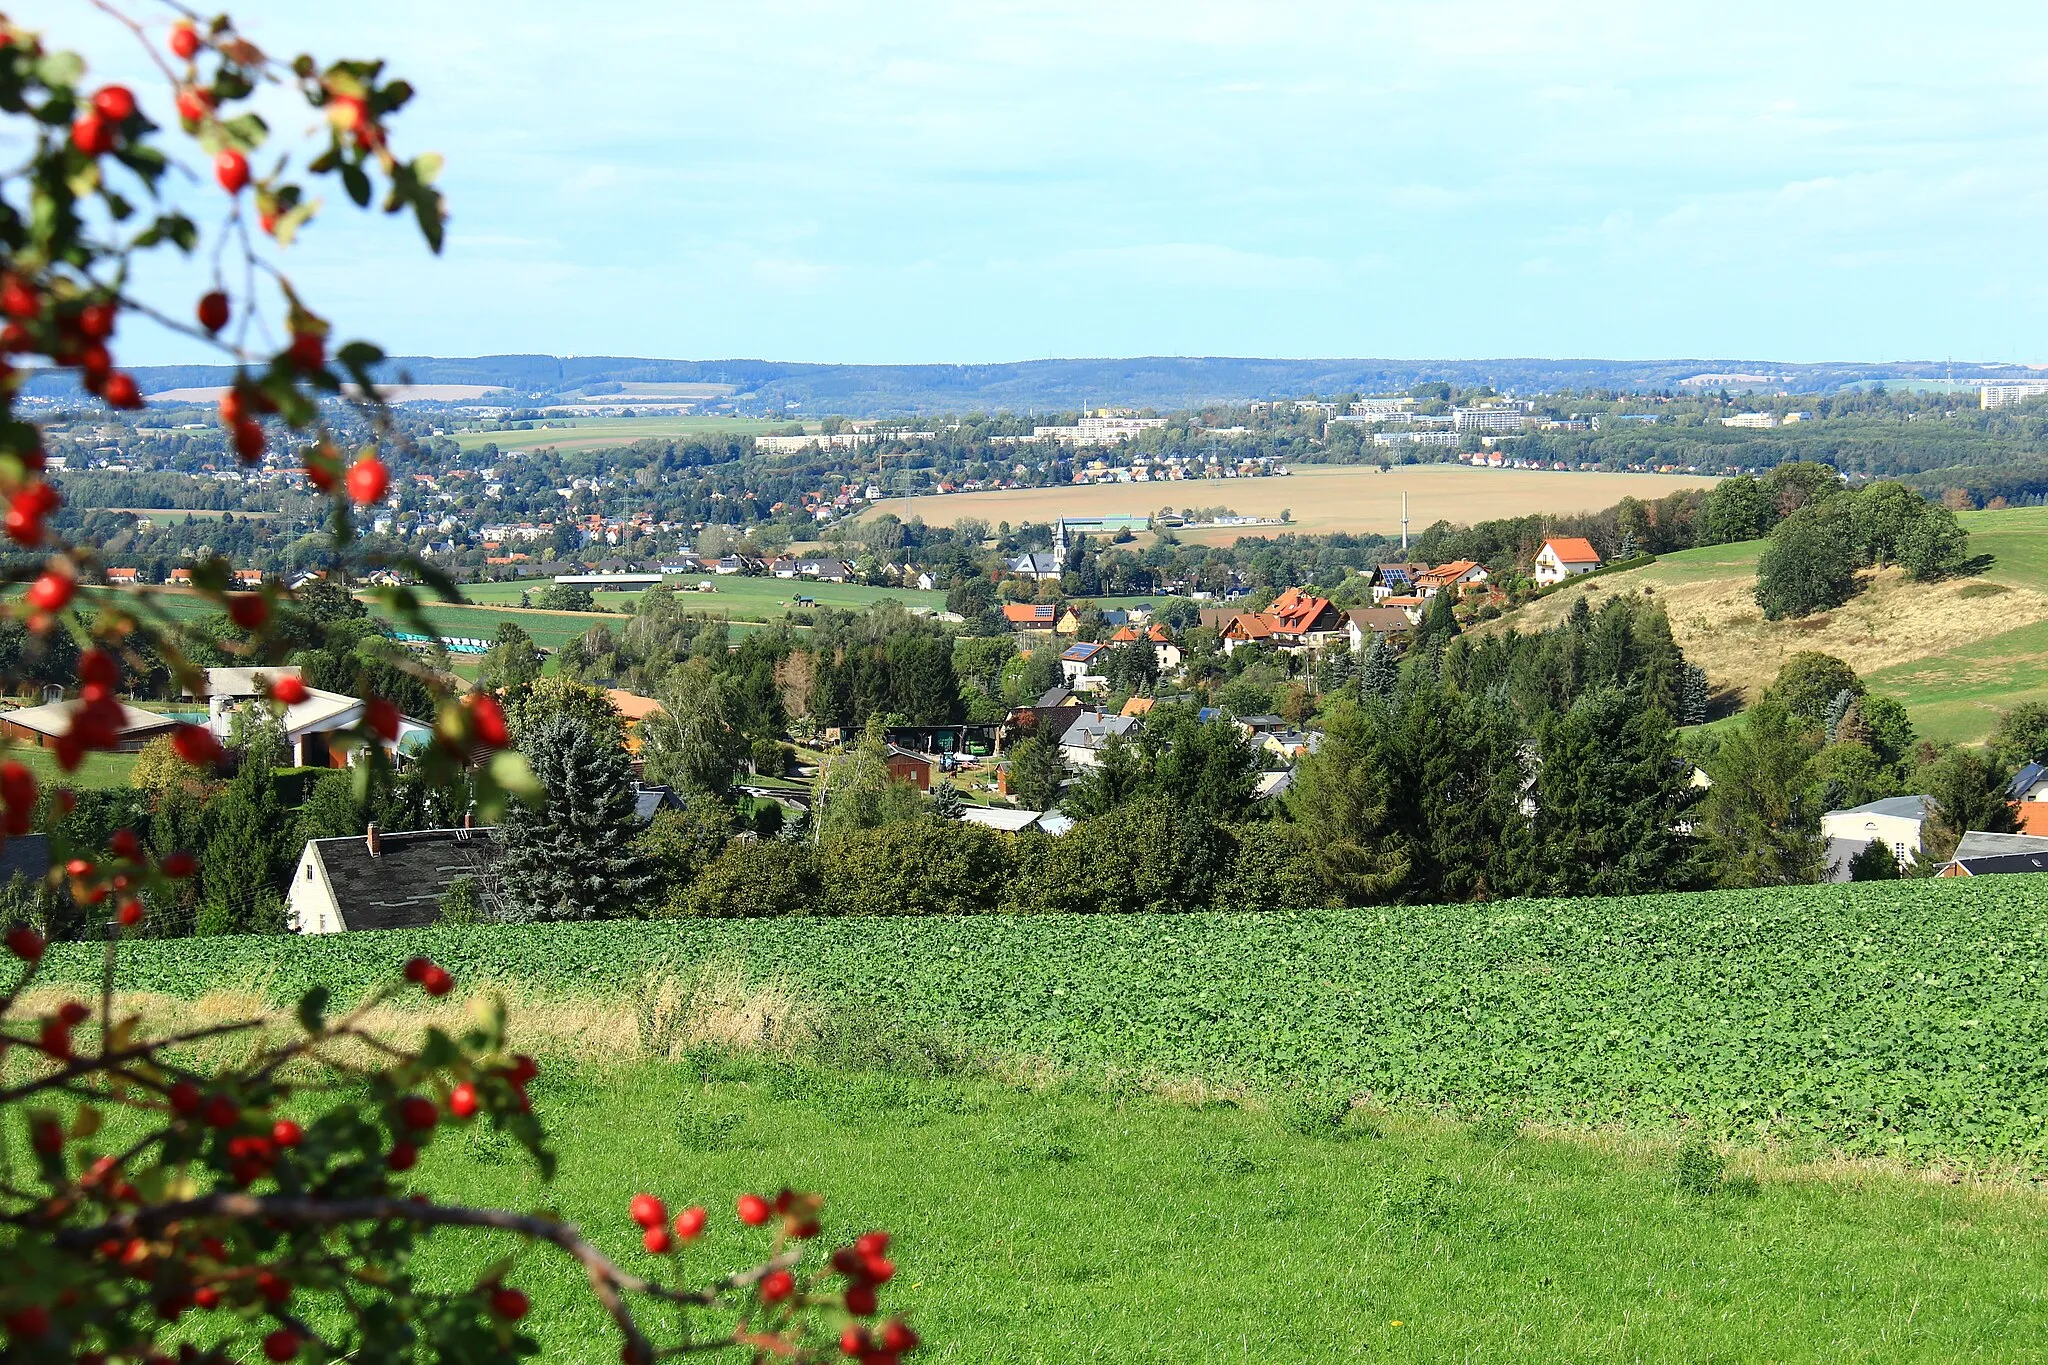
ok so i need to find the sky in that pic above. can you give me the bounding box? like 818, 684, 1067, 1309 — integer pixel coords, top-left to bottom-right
24, 0, 2048, 366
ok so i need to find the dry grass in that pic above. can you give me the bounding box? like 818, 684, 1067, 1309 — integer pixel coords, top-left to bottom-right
859, 465, 1717, 539
11, 961, 821, 1072
1483, 561, 2048, 705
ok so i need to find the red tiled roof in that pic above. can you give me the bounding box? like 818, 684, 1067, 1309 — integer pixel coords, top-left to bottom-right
1543, 537, 1601, 565
1003, 603, 1057, 624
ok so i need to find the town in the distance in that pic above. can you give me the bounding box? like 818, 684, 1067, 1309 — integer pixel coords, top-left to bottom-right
4, 361, 2046, 938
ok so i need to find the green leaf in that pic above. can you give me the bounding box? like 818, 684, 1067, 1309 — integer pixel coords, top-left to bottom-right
296, 986, 330, 1034
340, 160, 371, 208
489, 750, 543, 800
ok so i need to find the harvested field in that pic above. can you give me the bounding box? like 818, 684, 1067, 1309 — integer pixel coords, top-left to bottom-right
858, 465, 1718, 539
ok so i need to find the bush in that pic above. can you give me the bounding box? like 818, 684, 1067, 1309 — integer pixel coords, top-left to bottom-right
680, 840, 821, 918
823, 818, 1010, 917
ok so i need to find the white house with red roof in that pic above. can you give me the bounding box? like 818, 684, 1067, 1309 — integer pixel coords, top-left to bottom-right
1534, 537, 1603, 587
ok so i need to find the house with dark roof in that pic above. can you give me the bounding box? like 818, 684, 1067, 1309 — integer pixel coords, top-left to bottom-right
1938, 831, 2048, 878
287, 825, 498, 933
1821, 796, 1929, 879
1060, 641, 1111, 688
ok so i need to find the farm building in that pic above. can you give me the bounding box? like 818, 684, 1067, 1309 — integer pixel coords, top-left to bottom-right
0, 699, 179, 753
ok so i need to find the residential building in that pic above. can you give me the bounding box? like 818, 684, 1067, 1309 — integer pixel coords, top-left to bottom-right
1108, 622, 1182, 672
1415, 561, 1490, 597
1981, 380, 2048, 410
1533, 537, 1603, 587
287, 824, 498, 934
1060, 642, 1111, 689
958, 806, 1075, 836
1031, 414, 1167, 446
1720, 412, 1778, 428
2009, 762, 2048, 834
1452, 405, 1535, 434
0, 699, 180, 753
1002, 603, 1058, 630
1057, 711, 1138, 767
1938, 831, 2048, 877
1343, 606, 1417, 652
1821, 796, 1928, 877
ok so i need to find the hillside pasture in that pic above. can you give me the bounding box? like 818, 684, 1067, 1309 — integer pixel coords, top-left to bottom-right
1483, 506, 2048, 744
458, 575, 946, 621
858, 465, 1719, 540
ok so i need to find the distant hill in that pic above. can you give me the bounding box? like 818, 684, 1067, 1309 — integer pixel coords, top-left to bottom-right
18, 354, 2043, 416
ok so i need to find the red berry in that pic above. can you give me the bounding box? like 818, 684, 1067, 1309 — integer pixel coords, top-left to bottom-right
110, 828, 140, 859
365, 697, 401, 742
856, 1231, 891, 1258
737, 1193, 770, 1226
387, 1141, 417, 1172
227, 593, 268, 630
287, 332, 324, 371
196, 291, 229, 333
117, 899, 143, 927
448, 1082, 479, 1119
27, 570, 73, 612
402, 955, 433, 983
92, 86, 137, 122
161, 850, 196, 878
839, 1326, 871, 1357
171, 724, 224, 767
879, 1320, 918, 1352
641, 1227, 672, 1254
271, 1119, 302, 1147
420, 964, 454, 996
58, 999, 90, 1026
203, 1095, 239, 1129
467, 693, 509, 748
865, 1256, 895, 1284
4, 1304, 50, 1339
219, 387, 249, 425
510, 1054, 540, 1085
674, 1205, 706, 1240
30, 1116, 63, 1152
78, 648, 118, 688
215, 148, 250, 193
845, 1283, 878, 1316
176, 86, 211, 124
489, 1286, 529, 1321
256, 1271, 291, 1305
193, 1286, 221, 1311
168, 1080, 201, 1115
628, 1193, 666, 1230
78, 302, 116, 340
270, 676, 310, 705
104, 372, 142, 409
346, 456, 389, 505
0, 275, 36, 320
169, 22, 200, 60
398, 1096, 439, 1131
261, 1328, 299, 1362
760, 1269, 795, 1304
5, 923, 44, 961
233, 418, 265, 462
71, 113, 113, 157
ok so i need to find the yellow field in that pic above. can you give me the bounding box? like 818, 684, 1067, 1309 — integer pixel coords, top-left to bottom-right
859, 465, 1718, 538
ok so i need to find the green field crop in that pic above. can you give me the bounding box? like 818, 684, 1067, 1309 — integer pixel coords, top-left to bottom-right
448, 417, 779, 454
43, 875, 2048, 1168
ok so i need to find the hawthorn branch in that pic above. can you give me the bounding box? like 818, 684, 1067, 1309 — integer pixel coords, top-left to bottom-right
57, 1192, 803, 1356
0, 1018, 261, 1106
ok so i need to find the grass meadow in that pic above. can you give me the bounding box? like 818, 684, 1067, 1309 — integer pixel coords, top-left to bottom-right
448, 416, 781, 455
1492, 505, 2048, 745
34, 966, 2048, 1365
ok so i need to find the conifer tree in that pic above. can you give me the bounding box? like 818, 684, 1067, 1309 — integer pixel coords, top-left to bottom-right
1358, 635, 1400, 703
1528, 689, 1705, 895
496, 714, 655, 920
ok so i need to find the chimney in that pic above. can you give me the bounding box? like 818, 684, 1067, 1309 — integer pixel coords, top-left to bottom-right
365, 822, 382, 857
462, 811, 473, 830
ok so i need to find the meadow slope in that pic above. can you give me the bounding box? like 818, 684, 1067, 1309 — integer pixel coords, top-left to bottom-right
1481, 506, 2048, 744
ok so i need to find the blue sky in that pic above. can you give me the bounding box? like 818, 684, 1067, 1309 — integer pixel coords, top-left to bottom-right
32, 0, 2048, 365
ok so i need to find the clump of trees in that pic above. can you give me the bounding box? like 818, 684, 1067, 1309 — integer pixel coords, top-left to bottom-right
1751, 470, 1971, 620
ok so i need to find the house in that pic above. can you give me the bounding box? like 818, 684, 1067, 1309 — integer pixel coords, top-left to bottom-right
1821, 796, 1929, 878
1002, 603, 1058, 631
711, 555, 748, 575
168, 568, 193, 585
1415, 561, 1490, 598
1534, 537, 1603, 587
1370, 564, 1425, 601
1060, 642, 1111, 689
1108, 622, 1182, 672
1380, 595, 1427, 622
884, 745, 933, 791
768, 556, 800, 578
1218, 588, 1342, 655
958, 806, 1075, 835
632, 784, 686, 824
105, 567, 140, 585
914, 572, 936, 592
0, 699, 180, 753
287, 824, 498, 934
1055, 607, 1084, 636
1938, 830, 2048, 877
200, 668, 434, 768
1006, 551, 1064, 583
606, 689, 664, 755
1057, 711, 1138, 767
795, 558, 852, 583
1344, 607, 1417, 652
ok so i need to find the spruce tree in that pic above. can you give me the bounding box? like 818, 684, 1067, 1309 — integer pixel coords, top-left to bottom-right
495, 714, 655, 921
1847, 838, 1901, 881
1528, 689, 1705, 895
1358, 635, 1400, 703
